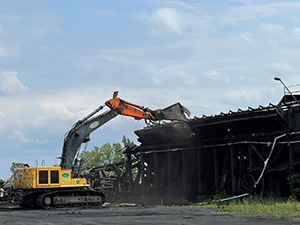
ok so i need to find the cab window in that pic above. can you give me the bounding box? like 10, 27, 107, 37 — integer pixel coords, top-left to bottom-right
51, 170, 59, 184
39, 171, 48, 184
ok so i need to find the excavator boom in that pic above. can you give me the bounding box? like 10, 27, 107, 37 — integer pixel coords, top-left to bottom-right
60, 91, 190, 174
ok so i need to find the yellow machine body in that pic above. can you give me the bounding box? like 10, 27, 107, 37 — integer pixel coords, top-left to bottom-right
13, 166, 89, 189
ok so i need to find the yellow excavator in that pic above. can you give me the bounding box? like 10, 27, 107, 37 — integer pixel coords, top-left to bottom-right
6, 91, 190, 208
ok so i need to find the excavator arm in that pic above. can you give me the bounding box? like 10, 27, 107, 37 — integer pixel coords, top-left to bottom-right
105, 91, 156, 120
105, 91, 190, 121
60, 91, 190, 175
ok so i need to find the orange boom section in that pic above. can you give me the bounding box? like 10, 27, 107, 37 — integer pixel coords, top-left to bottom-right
105, 91, 156, 120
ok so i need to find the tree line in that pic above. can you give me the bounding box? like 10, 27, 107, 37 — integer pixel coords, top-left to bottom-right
1, 135, 133, 180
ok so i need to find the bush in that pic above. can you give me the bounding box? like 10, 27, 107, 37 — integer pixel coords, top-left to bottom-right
287, 173, 300, 200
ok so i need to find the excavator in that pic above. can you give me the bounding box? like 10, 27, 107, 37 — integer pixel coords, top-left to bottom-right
3, 91, 190, 208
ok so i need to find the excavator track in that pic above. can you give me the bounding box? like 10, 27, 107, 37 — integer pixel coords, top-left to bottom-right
36, 189, 105, 209
30, 189, 105, 209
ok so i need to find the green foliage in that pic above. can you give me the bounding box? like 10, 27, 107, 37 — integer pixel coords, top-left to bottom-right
81, 135, 133, 169
224, 197, 300, 219
10, 162, 25, 174
0, 179, 5, 185
194, 196, 300, 220
288, 173, 300, 185
287, 173, 300, 200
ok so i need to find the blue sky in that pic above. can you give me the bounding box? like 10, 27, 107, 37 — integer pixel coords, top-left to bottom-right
1, 0, 300, 179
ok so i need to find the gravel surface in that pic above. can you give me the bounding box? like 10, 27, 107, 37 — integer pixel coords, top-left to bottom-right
0, 205, 298, 225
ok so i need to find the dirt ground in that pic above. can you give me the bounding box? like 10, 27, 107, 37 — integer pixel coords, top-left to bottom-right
0, 205, 298, 225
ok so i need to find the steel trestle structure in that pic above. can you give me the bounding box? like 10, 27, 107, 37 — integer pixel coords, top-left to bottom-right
126, 95, 300, 203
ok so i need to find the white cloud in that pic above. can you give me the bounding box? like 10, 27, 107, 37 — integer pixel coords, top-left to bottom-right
221, 2, 300, 25
0, 71, 28, 94
164, 1, 194, 9
259, 23, 285, 35
267, 61, 296, 73
27, 12, 63, 37
0, 88, 115, 144
225, 89, 261, 102
222, 4, 278, 25
239, 32, 254, 42
10, 131, 48, 144
151, 76, 163, 85
292, 27, 300, 36
0, 12, 62, 40
0, 43, 19, 59
139, 8, 187, 36
149, 62, 199, 87
204, 70, 230, 83
39, 102, 75, 119
30, 88, 121, 130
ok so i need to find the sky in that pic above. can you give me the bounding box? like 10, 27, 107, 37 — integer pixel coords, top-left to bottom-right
1, 0, 300, 179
